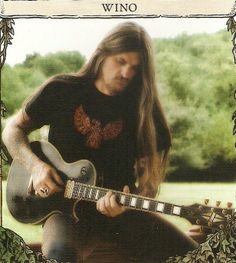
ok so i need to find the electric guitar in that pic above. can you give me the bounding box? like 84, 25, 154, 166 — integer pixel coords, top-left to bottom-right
6, 141, 235, 230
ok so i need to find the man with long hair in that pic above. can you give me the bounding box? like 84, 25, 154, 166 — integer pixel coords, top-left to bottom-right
3, 22, 197, 262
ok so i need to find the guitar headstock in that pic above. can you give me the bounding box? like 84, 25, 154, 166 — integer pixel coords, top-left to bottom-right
182, 200, 235, 231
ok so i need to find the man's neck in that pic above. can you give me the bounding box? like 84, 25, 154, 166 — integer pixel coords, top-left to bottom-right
94, 79, 116, 96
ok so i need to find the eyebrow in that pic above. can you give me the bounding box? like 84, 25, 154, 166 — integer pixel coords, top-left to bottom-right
116, 54, 141, 69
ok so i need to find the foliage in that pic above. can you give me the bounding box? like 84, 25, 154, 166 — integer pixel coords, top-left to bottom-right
0, 226, 59, 262
164, 213, 236, 263
22, 51, 85, 77
154, 30, 236, 177
2, 51, 85, 115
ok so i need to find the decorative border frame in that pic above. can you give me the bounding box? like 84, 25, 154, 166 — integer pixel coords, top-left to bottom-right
0, 1, 236, 262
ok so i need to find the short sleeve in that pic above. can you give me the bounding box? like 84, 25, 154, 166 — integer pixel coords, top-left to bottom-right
25, 75, 84, 128
24, 77, 69, 128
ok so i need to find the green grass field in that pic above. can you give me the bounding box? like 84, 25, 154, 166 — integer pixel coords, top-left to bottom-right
2, 181, 235, 244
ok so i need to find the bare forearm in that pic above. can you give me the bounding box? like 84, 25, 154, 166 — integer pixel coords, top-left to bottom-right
3, 111, 64, 197
2, 116, 43, 173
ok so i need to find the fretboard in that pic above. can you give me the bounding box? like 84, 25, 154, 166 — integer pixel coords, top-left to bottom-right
64, 180, 185, 217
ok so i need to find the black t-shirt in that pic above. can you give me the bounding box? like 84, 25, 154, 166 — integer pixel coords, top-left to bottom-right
25, 75, 169, 191
25, 75, 138, 191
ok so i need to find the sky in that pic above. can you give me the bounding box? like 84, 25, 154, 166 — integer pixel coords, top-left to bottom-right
5, 17, 229, 66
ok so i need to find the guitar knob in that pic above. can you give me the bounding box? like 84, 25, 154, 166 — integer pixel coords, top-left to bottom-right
196, 219, 201, 225
81, 167, 88, 176
227, 202, 233, 208
216, 201, 221, 207
204, 199, 209, 205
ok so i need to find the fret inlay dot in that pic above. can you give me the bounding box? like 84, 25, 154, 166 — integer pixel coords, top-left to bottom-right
130, 197, 137, 207
120, 195, 125, 205
143, 200, 150, 209
172, 206, 181, 215
156, 203, 164, 212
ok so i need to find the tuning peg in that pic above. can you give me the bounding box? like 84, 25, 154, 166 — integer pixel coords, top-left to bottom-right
216, 201, 221, 207
204, 199, 209, 205
227, 202, 233, 208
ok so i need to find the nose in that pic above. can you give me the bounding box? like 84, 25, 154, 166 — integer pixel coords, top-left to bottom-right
121, 66, 135, 80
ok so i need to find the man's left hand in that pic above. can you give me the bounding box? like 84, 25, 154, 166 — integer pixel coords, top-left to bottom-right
96, 185, 130, 217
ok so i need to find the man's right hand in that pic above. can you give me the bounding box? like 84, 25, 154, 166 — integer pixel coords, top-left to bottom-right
2, 110, 64, 198
28, 161, 64, 198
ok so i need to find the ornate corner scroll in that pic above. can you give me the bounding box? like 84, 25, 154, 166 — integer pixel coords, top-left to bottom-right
233, 90, 236, 147
0, 226, 60, 263
0, 19, 14, 69
228, 14, 236, 148
0, 16, 14, 240
164, 213, 236, 263
227, 15, 236, 64
0, 100, 6, 118
0, 19, 14, 168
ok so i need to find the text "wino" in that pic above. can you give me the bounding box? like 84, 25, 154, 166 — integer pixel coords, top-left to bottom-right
102, 3, 137, 12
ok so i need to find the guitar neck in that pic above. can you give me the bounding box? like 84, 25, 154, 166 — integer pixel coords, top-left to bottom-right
64, 180, 184, 218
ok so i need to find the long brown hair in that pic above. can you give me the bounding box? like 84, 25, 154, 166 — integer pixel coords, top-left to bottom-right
78, 22, 171, 195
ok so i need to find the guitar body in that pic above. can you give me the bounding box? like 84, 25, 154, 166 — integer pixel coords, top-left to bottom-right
6, 141, 97, 224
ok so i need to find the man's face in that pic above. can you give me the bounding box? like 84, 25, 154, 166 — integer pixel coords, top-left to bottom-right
96, 51, 141, 96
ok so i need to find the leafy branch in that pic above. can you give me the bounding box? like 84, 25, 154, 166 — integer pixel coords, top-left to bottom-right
227, 15, 236, 64
0, 19, 14, 69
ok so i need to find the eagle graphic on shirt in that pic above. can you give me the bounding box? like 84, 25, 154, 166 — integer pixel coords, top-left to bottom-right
74, 105, 123, 149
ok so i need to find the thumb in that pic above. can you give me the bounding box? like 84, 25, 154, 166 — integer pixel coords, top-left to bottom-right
123, 185, 130, 193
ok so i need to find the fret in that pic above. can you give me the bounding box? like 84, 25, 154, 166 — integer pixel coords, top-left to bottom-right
124, 195, 131, 207
98, 190, 103, 199
71, 182, 76, 199
72, 182, 79, 199
77, 183, 82, 199
84, 187, 89, 199
86, 187, 91, 199
163, 203, 173, 215
81, 185, 86, 199
91, 188, 97, 201
78, 184, 83, 199
99, 189, 106, 199
136, 198, 143, 209
142, 199, 150, 210
149, 200, 157, 212
88, 188, 93, 200
95, 189, 100, 200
